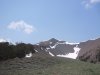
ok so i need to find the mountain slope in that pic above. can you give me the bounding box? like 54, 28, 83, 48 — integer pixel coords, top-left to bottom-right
77, 38, 100, 63
34, 38, 100, 63
35, 38, 80, 59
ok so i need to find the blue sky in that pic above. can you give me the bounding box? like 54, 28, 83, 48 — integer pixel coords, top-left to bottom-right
0, 0, 100, 44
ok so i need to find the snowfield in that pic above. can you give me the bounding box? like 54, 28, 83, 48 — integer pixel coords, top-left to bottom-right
57, 45, 81, 59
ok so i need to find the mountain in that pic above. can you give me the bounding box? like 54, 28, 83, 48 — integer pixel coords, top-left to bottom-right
34, 38, 100, 63
78, 38, 100, 63
1, 38, 100, 75
34, 38, 80, 59
1, 37, 100, 63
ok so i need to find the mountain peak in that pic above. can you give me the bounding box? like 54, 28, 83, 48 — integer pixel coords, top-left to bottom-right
48, 38, 59, 42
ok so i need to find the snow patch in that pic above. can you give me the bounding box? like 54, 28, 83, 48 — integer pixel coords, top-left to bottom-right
35, 49, 38, 52
25, 53, 32, 58
36, 43, 39, 45
50, 46, 55, 49
65, 42, 79, 45
50, 45, 57, 49
57, 45, 81, 59
49, 52, 54, 56
45, 48, 50, 52
46, 48, 50, 50
41, 47, 43, 50
50, 42, 59, 49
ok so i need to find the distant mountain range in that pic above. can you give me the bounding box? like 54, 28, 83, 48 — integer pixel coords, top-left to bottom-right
34, 38, 100, 63
1, 37, 100, 63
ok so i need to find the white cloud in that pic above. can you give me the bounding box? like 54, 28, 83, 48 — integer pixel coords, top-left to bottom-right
82, 0, 100, 8
90, 0, 100, 3
8, 20, 36, 34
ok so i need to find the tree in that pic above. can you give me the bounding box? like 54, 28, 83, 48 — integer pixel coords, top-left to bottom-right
0, 42, 35, 61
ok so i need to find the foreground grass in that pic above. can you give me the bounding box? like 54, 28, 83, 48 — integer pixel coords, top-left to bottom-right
0, 54, 100, 75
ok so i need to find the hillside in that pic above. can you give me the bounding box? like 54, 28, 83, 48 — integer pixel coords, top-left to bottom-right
35, 38, 80, 59
0, 53, 100, 75
78, 38, 100, 63
35, 38, 100, 63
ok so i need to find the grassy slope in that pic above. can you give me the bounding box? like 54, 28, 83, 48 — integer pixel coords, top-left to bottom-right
0, 54, 100, 75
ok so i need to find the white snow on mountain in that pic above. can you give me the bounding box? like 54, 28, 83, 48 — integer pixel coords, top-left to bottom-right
57, 45, 81, 59
34, 38, 81, 59
46, 48, 50, 50
0, 38, 7, 42
50, 45, 57, 49
36, 43, 39, 45
35, 49, 38, 52
25, 53, 32, 58
0, 38, 16, 45
65, 42, 79, 45
49, 52, 54, 56
41, 47, 43, 50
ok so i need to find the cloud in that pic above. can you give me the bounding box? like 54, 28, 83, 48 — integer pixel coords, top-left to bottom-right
82, 0, 100, 8
8, 20, 36, 34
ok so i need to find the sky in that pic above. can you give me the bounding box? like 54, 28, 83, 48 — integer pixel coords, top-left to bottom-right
0, 0, 100, 44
